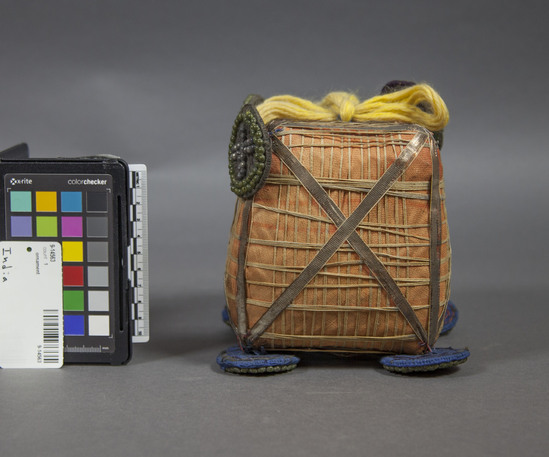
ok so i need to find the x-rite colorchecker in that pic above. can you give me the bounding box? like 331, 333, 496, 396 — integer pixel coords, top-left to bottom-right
0, 144, 149, 364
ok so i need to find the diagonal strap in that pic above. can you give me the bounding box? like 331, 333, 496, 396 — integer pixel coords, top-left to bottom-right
247, 132, 429, 344
268, 136, 429, 344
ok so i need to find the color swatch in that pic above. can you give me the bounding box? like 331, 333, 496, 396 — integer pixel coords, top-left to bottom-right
5, 175, 114, 347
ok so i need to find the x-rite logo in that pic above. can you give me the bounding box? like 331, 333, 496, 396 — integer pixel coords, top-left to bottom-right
10, 177, 32, 185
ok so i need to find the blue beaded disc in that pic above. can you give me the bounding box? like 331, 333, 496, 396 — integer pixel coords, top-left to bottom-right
441, 300, 459, 335
217, 346, 300, 375
221, 308, 230, 326
380, 347, 470, 373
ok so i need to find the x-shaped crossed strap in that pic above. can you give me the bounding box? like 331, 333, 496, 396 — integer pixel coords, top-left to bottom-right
244, 130, 436, 347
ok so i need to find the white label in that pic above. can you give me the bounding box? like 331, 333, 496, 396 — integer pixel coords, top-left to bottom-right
0, 242, 63, 368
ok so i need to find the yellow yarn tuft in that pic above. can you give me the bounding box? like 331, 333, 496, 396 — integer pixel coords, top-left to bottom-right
256, 83, 449, 131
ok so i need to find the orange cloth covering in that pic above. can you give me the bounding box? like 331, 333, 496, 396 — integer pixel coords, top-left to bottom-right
225, 121, 450, 355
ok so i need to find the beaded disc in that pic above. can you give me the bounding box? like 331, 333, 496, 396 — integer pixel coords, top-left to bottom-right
228, 104, 271, 199
217, 346, 300, 375
441, 300, 459, 335
380, 347, 470, 373
221, 307, 230, 326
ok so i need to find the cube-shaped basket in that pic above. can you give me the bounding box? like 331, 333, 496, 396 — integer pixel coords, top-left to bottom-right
225, 118, 449, 355
219, 84, 468, 374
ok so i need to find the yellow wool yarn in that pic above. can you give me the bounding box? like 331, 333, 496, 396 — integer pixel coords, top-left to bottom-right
256, 83, 449, 131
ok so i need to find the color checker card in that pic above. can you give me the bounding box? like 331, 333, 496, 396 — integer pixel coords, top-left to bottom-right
0, 159, 135, 364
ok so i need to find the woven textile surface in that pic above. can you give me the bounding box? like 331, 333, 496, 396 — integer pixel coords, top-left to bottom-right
225, 121, 450, 355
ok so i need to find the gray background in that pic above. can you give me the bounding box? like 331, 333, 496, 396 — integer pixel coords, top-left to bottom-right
0, 1, 547, 456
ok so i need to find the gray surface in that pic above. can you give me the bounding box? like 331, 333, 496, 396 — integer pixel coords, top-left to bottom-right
1, 1, 548, 456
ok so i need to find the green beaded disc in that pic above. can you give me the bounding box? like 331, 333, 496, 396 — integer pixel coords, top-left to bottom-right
228, 104, 271, 199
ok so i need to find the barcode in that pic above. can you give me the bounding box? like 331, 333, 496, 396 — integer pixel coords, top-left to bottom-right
43, 309, 60, 364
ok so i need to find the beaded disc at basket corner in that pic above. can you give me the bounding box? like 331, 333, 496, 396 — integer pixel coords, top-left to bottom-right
380, 347, 470, 373
228, 104, 271, 199
216, 346, 300, 375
